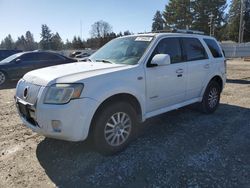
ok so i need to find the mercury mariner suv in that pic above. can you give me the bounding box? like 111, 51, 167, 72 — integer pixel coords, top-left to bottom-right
15, 30, 226, 155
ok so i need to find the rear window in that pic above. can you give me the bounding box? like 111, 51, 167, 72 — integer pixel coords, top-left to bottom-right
204, 39, 223, 58
182, 38, 208, 61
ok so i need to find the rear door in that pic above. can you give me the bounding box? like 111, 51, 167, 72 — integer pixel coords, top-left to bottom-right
182, 37, 210, 100
38, 53, 68, 67
145, 37, 187, 112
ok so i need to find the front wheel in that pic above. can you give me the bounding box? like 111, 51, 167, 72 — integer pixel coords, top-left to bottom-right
200, 81, 221, 114
93, 102, 138, 155
0, 71, 7, 87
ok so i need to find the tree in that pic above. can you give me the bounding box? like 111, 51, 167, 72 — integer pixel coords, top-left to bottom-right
163, 0, 193, 29
192, 0, 227, 36
25, 31, 36, 50
226, 0, 250, 42
51, 32, 63, 50
15, 35, 27, 51
90, 20, 112, 38
163, 0, 227, 39
40, 24, 52, 50
0, 34, 15, 50
72, 36, 85, 49
123, 30, 132, 36
152, 11, 164, 31
64, 39, 72, 49
243, 0, 250, 41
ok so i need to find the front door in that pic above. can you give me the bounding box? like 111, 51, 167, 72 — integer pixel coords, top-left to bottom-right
145, 37, 187, 113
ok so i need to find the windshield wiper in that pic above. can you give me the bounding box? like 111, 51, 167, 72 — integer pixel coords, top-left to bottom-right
95, 59, 114, 64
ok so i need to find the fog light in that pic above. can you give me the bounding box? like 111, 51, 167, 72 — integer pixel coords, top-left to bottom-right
51, 120, 62, 133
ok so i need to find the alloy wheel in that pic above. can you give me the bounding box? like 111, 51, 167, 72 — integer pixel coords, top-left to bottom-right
0, 72, 6, 85
208, 87, 219, 109
104, 112, 132, 147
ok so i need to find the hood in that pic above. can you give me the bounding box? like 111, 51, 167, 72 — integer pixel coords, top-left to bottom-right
23, 62, 131, 86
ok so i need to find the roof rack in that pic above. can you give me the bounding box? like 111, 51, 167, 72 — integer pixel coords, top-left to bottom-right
142, 28, 205, 35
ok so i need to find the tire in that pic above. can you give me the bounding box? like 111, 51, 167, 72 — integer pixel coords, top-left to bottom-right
93, 102, 138, 155
200, 81, 221, 114
0, 71, 7, 87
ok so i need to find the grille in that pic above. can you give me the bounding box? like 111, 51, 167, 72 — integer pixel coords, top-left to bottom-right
16, 79, 41, 105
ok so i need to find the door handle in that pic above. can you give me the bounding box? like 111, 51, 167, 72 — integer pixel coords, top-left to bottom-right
204, 64, 210, 69
176, 69, 184, 74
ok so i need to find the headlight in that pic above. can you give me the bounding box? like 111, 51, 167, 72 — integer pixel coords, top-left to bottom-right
44, 83, 84, 104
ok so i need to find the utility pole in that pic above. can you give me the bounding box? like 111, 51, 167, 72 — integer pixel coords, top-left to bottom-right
208, 14, 214, 36
239, 0, 245, 43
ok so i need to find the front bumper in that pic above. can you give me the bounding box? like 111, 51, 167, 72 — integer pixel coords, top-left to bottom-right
16, 97, 99, 142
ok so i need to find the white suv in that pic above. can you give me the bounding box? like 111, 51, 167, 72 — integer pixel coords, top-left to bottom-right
15, 31, 226, 155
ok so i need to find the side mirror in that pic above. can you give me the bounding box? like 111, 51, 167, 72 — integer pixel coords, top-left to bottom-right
151, 54, 171, 67
15, 59, 21, 63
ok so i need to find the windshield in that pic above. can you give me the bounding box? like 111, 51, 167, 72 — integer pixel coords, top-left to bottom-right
0, 52, 23, 64
90, 36, 153, 65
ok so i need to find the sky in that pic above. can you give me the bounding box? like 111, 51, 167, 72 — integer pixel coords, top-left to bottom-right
0, 0, 231, 42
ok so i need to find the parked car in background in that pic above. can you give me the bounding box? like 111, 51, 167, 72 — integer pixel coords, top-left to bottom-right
69, 51, 82, 58
75, 52, 91, 59
0, 50, 22, 61
0, 51, 77, 86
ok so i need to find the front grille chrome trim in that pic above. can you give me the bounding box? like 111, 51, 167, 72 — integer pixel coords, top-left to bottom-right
16, 79, 41, 105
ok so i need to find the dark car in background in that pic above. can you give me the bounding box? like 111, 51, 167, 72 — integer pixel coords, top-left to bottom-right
69, 51, 82, 58
75, 52, 91, 58
0, 50, 22, 61
0, 51, 77, 86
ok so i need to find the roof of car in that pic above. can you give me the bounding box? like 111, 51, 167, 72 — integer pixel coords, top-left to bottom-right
122, 30, 216, 41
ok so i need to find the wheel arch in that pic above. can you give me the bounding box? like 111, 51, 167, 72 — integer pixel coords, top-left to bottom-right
201, 75, 223, 98
210, 75, 223, 92
88, 93, 143, 137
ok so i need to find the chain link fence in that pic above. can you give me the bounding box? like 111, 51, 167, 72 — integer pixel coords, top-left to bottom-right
221, 43, 250, 58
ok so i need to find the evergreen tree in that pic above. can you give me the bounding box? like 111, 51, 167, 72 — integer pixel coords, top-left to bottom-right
192, 0, 227, 36
72, 36, 85, 49
0, 34, 15, 50
51, 32, 63, 50
123, 30, 132, 36
244, 0, 250, 41
163, 0, 193, 29
25, 31, 36, 50
226, 0, 250, 42
152, 11, 164, 31
40, 24, 52, 50
163, 0, 227, 38
15, 35, 27, 51
64, 39, 72, 49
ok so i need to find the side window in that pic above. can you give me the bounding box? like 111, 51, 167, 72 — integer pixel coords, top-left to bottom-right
182, 38, 208, 61
151, 38, 183, 64
204, 39, 223, 58
39, 53, 64, 61
20, 53, 39, 61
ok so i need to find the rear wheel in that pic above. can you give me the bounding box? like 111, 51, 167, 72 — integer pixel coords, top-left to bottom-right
200, 81, 221, 114
93, 102, 138, 155
0, 71, 6, 87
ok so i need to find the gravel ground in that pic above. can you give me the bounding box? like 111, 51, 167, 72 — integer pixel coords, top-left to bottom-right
0, 59, 250, 188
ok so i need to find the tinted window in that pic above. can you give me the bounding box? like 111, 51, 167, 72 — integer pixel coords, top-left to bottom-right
39, 53, 64, 61
152, 38, 182, 64
182, 38, 208, 61
20, 53, 40, 61
204, 39, 223, 58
